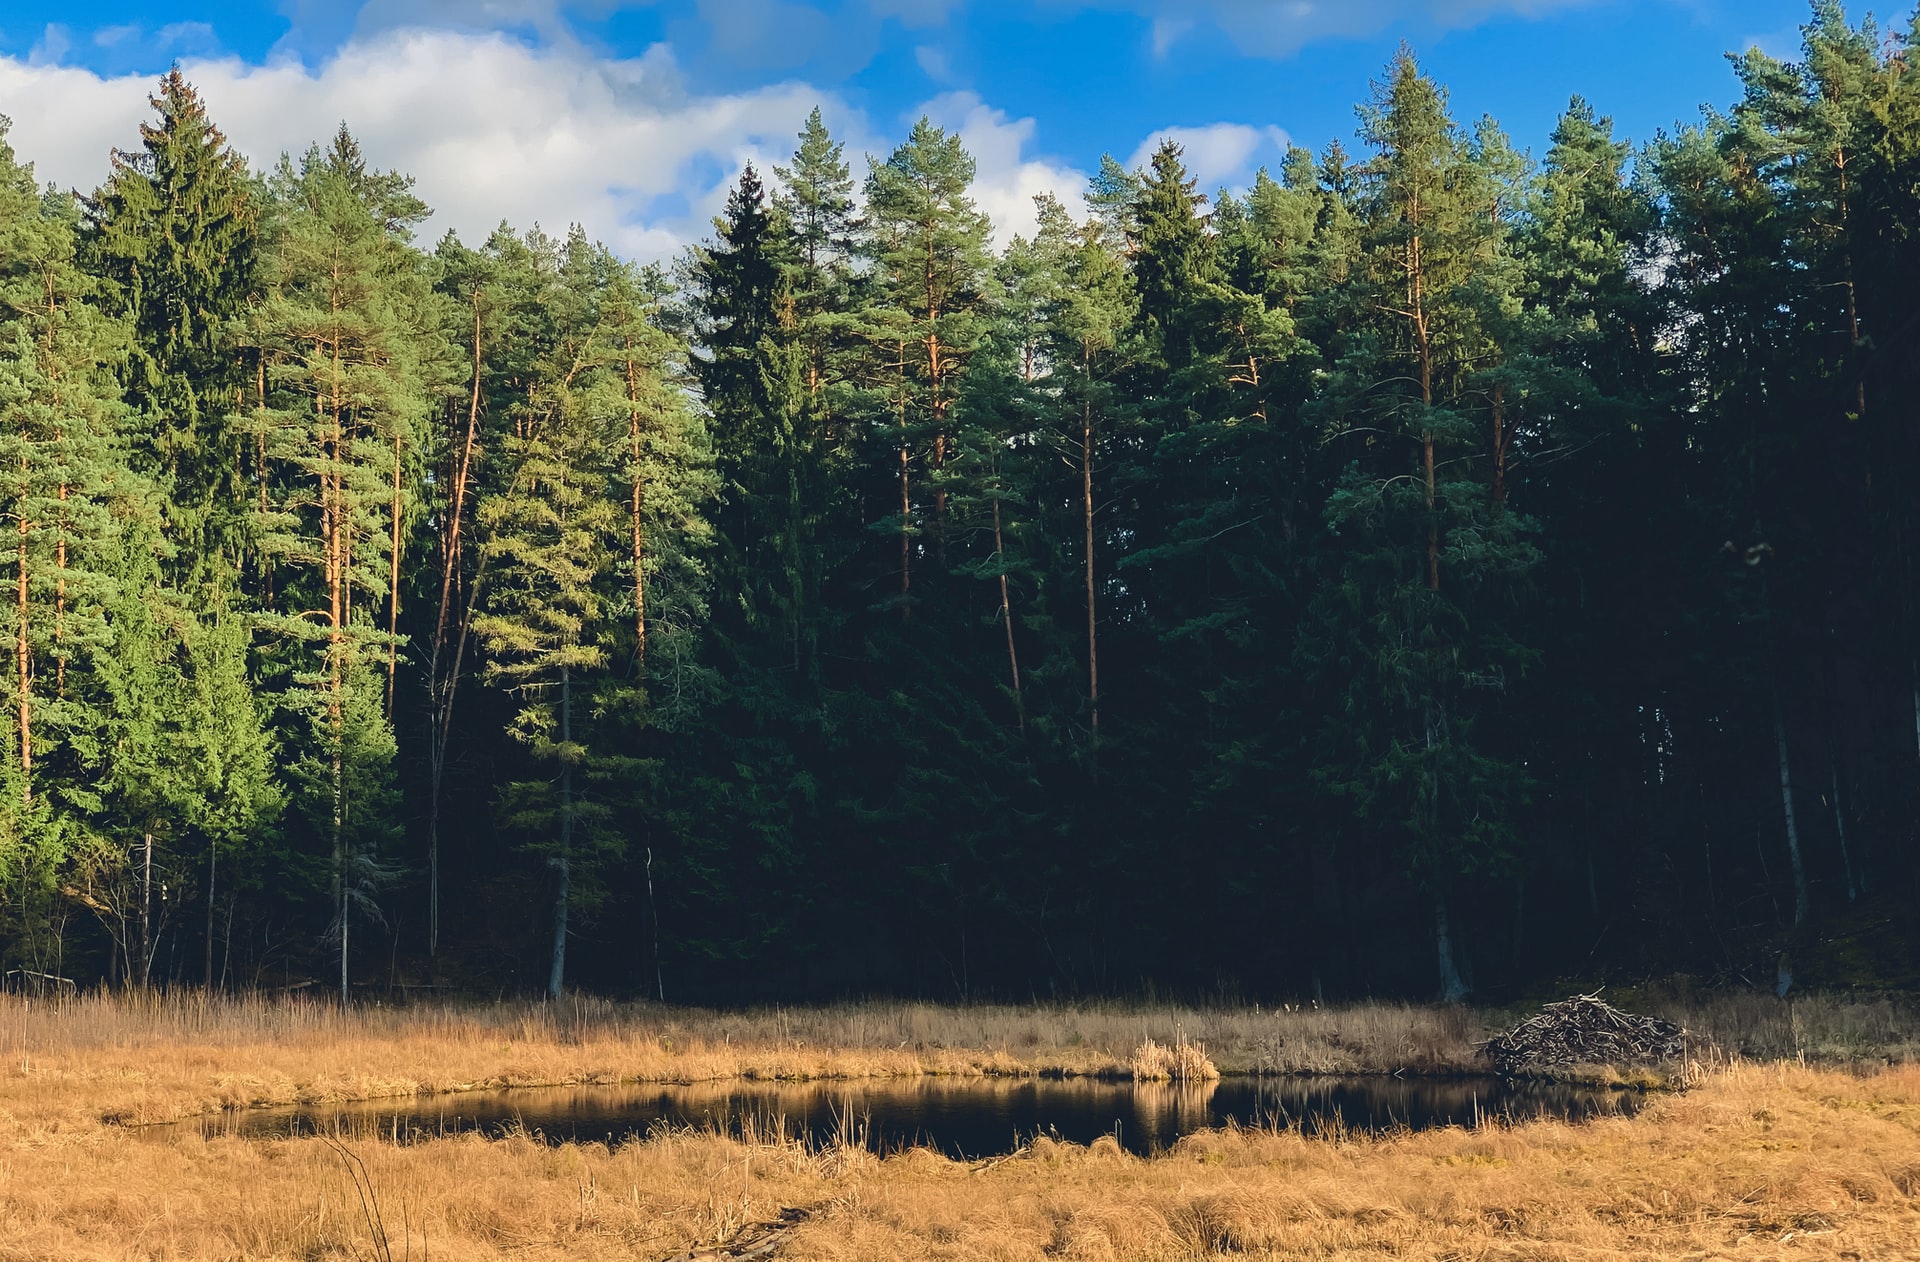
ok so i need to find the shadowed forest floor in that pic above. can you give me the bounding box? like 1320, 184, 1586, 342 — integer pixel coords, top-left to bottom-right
1, 993, 1918, 1258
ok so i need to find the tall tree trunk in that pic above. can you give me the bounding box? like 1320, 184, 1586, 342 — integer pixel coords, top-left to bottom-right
992, 488, 1022, 731
1423, 428, 1439, 591
386, 430, 403, 716
626, 342, 647, 665
326, 333, 348, 1004
897, 342, 911, 619
1412, 227, 1439, 591
54, 484, 65, 696
1773, 700, 1810, 926
1434, 898, 1469, 1002
1829, 751, 1857, 902
549, 664, 572, 1000
1490, 381, 1508, 505
1082, 393, 1100, 761
15, 482, 28, 805
1836, 145, 1865, 420
425, 297, 486, 957
645, 845, 663, 1003
140, 830, 154, 988
204, 843, 217, 989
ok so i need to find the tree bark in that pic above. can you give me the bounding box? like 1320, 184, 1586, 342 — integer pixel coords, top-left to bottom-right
1423, 428, 1439, 591
1082, 389, 1100, 760
626, 340, 648, 665
16, 478, 29, 805
549, 664, 572, 999
1490, 381, 1508, 505
1829, 753, 1857, 902
1773, 701, 1810, 926
992, 489, 1022, 731
204, 843, 217, 989
1434, 898, 1469, 1002
898, 341, 911, 619
425, 292, 486, 957
140, 831, 153, 988
385, 430, 403, 716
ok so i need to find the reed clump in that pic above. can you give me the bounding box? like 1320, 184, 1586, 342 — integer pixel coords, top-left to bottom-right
1128, 1036, 1219, 1082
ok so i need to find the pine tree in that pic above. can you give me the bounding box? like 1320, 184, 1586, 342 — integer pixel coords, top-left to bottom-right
473, 227, 626, 999
250, 131, 434, 1002
1305, 50, 1541, 999
0, 122, 142, 976
862, 119, 995, 605
774, 108, 860, 405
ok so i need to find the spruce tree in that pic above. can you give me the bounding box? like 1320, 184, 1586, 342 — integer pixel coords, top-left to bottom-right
82, 69, 258, 589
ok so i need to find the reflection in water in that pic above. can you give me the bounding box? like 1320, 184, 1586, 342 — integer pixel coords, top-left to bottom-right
175, 1075, 1642, 1158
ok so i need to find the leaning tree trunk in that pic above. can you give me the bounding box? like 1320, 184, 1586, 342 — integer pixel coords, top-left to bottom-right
1773, 699, 1810, 926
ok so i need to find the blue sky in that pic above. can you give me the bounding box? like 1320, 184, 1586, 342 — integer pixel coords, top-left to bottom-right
0, 1, 1868, 257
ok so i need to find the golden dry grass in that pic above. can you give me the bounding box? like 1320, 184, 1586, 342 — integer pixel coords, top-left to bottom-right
1128, 1036, 1220, 1082
0, 991, 1498, 1131
2, 1052, 1917, 1259
1, 988, 1912, 1132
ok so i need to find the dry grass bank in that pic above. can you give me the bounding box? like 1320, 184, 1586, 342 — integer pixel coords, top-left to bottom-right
1, 1060, 1917, 1259
1, 989, 1915, 1131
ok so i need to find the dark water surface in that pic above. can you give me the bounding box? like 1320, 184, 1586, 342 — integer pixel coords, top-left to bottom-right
176, 1076, 1642, 1157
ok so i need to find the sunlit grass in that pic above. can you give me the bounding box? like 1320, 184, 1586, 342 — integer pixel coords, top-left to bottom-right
1, 1048, 1915, 1259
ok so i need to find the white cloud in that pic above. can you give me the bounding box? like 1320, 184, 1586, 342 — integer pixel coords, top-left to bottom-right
1126, 122, 1290, 191
914, 43, 954, 81
0, 28, 1082, 261
1093, 0, 1594, 57
917, 91, 1087, 245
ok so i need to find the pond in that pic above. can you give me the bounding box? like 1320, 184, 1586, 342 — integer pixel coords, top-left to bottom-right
174, 1075, 1644, 1157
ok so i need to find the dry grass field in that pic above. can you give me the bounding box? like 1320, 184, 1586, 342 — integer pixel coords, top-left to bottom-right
1, 991, 1918, 1259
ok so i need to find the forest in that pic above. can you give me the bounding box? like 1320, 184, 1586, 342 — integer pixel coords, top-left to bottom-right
0, 1, 1917, 1006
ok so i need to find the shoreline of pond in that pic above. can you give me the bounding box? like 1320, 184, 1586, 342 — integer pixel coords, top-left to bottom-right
144, 1072, 1655, 1157
114, 1061, 1679, 1137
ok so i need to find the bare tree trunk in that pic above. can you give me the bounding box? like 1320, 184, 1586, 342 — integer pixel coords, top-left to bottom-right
326, 328, 349, 1005
137, 831, 154, 987
16, 465, 29, 804
645, 845, 663, 1003
898, 343, 911, 619
1829, 753, 1857, 902
1837, 146, 1865, 419
549, 664, 572, 1000
1082, 393, 1099, 762
1774, 700, 1810, 926
204, 843, 217, 989
425, 304, 486, 958
54, 483, 65, 696
626, 342, 648, 665
1423, 428, 1439, 591
1434, 898, 1469, 1002
386, 430, 403, 716
992, 489, 1022, 731
1490, 381, 1508, 505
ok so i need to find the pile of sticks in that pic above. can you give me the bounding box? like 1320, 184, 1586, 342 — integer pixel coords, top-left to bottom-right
1482, 993, 1684, 1075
